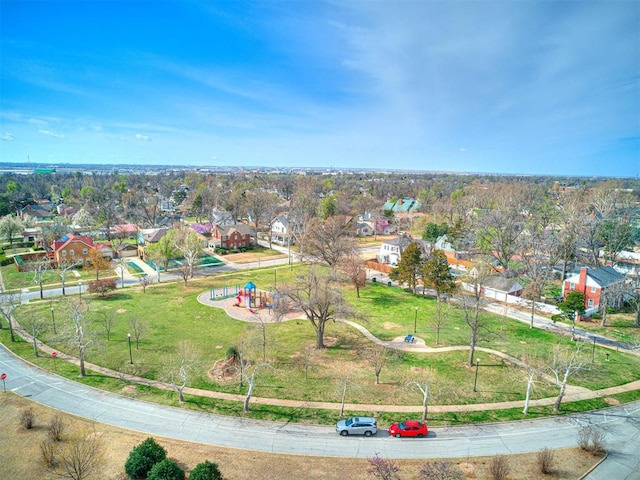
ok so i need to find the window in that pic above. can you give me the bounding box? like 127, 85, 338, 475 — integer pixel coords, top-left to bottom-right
588, 299, 594, 307
591, 286, 597, 293
69, 250, 74, 256
61, 250, 66, 257
82, 249, 88, 255
569, 282, 575, 290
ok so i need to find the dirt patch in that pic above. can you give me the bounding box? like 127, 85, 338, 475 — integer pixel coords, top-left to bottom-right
1, 393, 602, 480
116, 308, 127, 314
604, 397, 621, 406
383, 322, 402, 330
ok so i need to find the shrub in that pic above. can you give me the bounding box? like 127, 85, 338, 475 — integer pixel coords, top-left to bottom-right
489, 455, 510, 480
189, 460, 224, 480
48, 414, 65, 441
591, 429, 608, 455
40, 438, 56, 468
19, 407, 35, 429
124, 437, 167, 479
419, 460, 463, 480
88, 278, 117, 297
367, 454, 401, 480
536, 447, 555, 474
147, 458, 185, 480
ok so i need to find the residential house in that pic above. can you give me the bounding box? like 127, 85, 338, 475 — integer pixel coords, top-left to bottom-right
462, 274, 524, 301
376, 235, 432, 266
20, 202, 55, 221
210, 208, 235, 227
115, 224, 140, 240
382, 198, 422, 213
562, 266, 627, 317
359, 212, 394, 235
115, 243, 139, 258
356, 221, 374, 237
137, 227, 169, 259
270, 216, 296, 246
51, 234, 113, 266
211, 224, 256, 250
613, 250, 640, 279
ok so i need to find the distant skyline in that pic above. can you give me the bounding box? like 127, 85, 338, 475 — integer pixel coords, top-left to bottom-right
1, 1, 638, 177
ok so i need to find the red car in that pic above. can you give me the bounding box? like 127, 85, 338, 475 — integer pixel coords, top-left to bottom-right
388, 420, 428, 438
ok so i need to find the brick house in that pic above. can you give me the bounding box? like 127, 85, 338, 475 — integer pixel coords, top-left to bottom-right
52, 234, 113, 266
211, 224, 256, 250
562, 266, 626, 317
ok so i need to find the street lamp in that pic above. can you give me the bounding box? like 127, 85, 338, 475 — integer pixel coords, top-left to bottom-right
127, 333, 133, 364
50, 306, 56, 334
473, 358, 480, 392
413, 306, 418, 334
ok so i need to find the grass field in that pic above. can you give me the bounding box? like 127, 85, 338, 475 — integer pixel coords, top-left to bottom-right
4, 262, 640, 426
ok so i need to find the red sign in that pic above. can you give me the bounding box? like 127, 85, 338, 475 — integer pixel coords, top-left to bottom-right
51, 352, 57, 358
0, 373, 6, 380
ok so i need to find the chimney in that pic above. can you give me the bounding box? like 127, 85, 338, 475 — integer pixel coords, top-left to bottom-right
579, 267, 588, 288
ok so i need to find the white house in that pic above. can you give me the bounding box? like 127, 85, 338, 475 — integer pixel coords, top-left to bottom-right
270, 216, 296, 246
376, 235, 431, 266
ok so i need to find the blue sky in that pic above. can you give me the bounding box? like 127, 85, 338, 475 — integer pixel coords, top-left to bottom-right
1, 1, 638, 177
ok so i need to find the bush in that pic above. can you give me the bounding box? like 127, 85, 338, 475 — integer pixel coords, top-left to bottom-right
88, 278, 117, 297
190, 460, 224, 480
489, 455, 510, 480
124, 437, 167, 479
147, 458, 185, 480
40, 438, 56, 468
419, 460, 463, 480
19, 407, 35, 429
536, 447, 555, 474
48, 414, 65, 441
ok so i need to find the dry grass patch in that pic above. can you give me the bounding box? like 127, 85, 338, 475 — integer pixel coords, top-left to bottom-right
1, 393, 601, 480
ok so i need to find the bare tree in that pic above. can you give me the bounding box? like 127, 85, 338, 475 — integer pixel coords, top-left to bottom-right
163, 340, 201, 404
547, 343, 589, 412
59, 260, 80, 296
54, 433, 105, 480
31, 256, 52, 300
301, 216, 357, 276
139, 275, 152, 293
66, 300, 95, 377
364, 344, 391, 385
275, 267, 353, 349
19, 314, 48, 357
334, 367, 362, 417
404, 369, 439, 422
461, 264, 493, 366
422, 249, 457, 343
128, 317, 146, 349
338, 251, 367, 298
95, 311, 116, 341
0, 292, 21, 342
174, 228, 203, 280
238, 361, 273, 413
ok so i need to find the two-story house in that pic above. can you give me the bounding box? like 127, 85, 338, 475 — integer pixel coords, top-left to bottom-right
562, 266, 626, 317
212, 224, 256, 250
52, 234, 113, 266
376, 235, 432, 266
270, 216, 296, 246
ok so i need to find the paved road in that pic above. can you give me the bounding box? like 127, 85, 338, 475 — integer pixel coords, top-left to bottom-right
1, 345, 639, 478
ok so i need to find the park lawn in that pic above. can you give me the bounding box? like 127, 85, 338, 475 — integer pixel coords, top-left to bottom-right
6, 264, 640, 418
1, 263, 115, 292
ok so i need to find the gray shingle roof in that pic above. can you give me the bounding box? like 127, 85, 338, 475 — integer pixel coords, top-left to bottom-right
588, 266, 624, 287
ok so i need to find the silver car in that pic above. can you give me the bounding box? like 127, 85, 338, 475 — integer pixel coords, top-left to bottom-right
336, 417, 378, 436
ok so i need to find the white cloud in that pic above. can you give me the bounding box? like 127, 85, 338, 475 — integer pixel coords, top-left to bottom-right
39, 129, 64, 138
1, 132, 14, 141
135, 133, 151, 141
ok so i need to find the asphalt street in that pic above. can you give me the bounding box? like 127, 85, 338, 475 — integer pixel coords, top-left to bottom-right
1, 345, 639, 478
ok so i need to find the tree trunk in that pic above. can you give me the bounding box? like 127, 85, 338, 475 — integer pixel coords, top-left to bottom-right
554, 381, 567, 412
243, 381, 254, 413
421, 384, 429, 422
79, 350, 86, 377
316, 320, 325, 349
178, 387, 185, 404
523, 373, 534, 414
32, 335, 39, 357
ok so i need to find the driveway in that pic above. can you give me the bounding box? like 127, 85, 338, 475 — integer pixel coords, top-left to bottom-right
1, 345, 638, 478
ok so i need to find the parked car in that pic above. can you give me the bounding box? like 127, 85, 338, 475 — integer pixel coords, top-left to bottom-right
336, 417, 378, 436
388, 420, 428, 438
